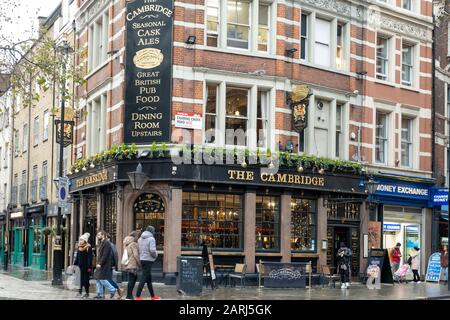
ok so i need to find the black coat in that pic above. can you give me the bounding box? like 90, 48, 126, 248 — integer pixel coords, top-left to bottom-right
74, 246, 93, 272
94, 240, 113, 280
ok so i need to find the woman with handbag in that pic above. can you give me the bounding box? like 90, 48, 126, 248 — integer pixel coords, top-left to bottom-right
409, 247, 420, 283
122, 231, 141, 300
336, 242, 352, 289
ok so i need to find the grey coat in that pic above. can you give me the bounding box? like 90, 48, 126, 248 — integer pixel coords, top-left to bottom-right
138, 231, 157, 262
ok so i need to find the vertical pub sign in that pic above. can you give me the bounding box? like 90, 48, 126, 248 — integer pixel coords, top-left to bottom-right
124, 0, 174, 143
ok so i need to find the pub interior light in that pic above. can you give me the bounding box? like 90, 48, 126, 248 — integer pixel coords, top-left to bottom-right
186, 35, 196, 45
139, 150, 150, 158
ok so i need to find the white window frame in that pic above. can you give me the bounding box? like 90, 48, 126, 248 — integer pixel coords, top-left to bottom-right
301, 12, 349, 71
202, 79, 274, 150
375, 112, 389, 164
400, 116, 413, 167
43, 110, 49, 141
300, 13, 309, 61
205, 0, 274, 54
376, 35, 390, 81
401, 39, 419, 88
88, 10, 109, 71
206, 0, 220, 47
33, 116, 39, 147
86, 92, 107, 156
402, 0, 413, 12
23, 124, 28, 153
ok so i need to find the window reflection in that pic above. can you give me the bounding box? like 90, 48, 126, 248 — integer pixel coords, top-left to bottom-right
133, 193, 165, 250
256, 195, 280, 250
291, 198, 316, 251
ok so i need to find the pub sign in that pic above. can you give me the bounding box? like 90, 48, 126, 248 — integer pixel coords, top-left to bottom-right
55, 120, 74, 147
124, 0, 174, 144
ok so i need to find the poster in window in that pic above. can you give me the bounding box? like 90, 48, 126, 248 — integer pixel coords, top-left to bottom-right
368, 221, 381, 249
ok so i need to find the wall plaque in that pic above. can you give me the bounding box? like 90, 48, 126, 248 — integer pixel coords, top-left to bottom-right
124, 0, 174, 144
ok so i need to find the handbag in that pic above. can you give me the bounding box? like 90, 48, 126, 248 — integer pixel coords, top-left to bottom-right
121, 248, 129, 266
407, 256, 412, 265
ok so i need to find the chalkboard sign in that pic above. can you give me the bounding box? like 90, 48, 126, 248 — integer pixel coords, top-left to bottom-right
262, 262, 307, 288
366, 249, 393, 284
176, 256, 203, 296
425, 252, 441, 283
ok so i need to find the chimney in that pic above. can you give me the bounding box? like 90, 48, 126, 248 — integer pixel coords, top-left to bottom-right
38, 16, 48, 32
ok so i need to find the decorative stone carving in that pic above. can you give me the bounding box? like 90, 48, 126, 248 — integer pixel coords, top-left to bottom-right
301, 0, 351, 17
377, 14, 430, 40
77, 0, 112, 30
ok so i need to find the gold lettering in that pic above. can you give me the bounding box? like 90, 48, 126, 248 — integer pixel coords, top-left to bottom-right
318, 177, 325, 186
288, 175, 294, 184
261, 173, 268, 181
294, 175, 301, 184
236, 171, 245, 180
304, 176, 312, 185
311, 177, 319, 186
268, 174, 276, 182
277, 174, 287, 183
247, 172, 254, 181
228, 170, 236, 180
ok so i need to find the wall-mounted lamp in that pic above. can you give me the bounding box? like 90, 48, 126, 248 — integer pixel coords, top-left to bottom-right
172, 166, 178, 176
139, 150, 150, 158
321, 239, 328, 251
285, 47, 297, 56
186, 35, 196, 45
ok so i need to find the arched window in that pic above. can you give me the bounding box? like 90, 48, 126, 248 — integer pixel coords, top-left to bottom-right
133, 193, 165, 249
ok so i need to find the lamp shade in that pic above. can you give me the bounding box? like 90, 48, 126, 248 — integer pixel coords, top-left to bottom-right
366, 178, 379, 195
127, 163, 149, 191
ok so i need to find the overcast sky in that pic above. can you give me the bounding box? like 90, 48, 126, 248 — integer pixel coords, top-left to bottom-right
2, 0, 61, 42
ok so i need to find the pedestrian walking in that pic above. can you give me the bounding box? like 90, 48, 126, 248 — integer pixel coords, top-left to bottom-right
122, 231, 141, 300
390, 243, 402, 274
409, 247, 420, 283
135, 226, 161, 300
74, 233, 93, 298
440, 245, 448, 284
93, 230, 117, 299
336, 242, 352, 289
105, 233, 123, 299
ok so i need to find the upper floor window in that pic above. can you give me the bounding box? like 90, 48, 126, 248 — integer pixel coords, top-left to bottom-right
205, 85, 218, 144
402, 0, 412, 11
43, 110, 49, 141
23, 124, 28, 153
3, 143, 7, 168
257, 91, 269, 148
33, 116, 39, 146
375, 112, 388, 164
376, 36, 389, 81
225, 87, 248, 145
227, 0, 250, 49
14, 130, 19, 156
88, 11, 109, 71
302, 14, 348, 70
401, 117, 413, 167
314, 18, 331, 67
206, 0, 272, 53
401, 43, 414, 86
86, 93, 107, 156
300, 14, 308, 60
335, 104, 343, 158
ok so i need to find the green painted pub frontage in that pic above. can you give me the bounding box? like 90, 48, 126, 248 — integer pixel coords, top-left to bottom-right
69, 155, 369, 283
7, 205, 47, 270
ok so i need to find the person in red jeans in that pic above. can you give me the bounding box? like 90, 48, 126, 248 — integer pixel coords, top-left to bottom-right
390, 243, 402, 273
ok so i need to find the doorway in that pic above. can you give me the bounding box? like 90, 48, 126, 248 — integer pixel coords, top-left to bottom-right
83, 217, 97, 248
333, 227, 350, 269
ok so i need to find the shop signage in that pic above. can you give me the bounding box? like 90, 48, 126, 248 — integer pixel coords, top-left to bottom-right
425, 252, 442, 283
261, 262, 306, 288
26, 205, 45, 215
383, 223, 401, 232
175, 112, 202, 130
228, 170, 325, 187
10, 211, 23, 219
124, 0, 173, 144
430, 188, 448, 206
366, 249, 394, 284
374, 179, 430, 200
55, 120, 74, 147
71, 166, 117, 192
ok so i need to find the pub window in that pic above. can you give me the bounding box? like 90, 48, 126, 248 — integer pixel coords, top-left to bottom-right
227, 0, 250, 49
256, 195, 280, 250
257, 90, 268, 147
88, 11, 109, 71
375, 112, 388, 164
258, 4, 269, 52
133, 193, 165, 250
182, 192, 243, 249
291, 198, 316, 252
104, 192, 117, 244
204, 84, 218, 144
335, 103, 343, 158
226, 87, 248, 146
86, 93, 107, 156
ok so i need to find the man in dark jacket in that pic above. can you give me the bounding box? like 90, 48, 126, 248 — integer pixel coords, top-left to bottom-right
105, 233, 123, 299
94, 230, 116, 299
337, 242, 352, 289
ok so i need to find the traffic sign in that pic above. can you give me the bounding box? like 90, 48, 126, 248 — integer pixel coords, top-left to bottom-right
58, 177, 69, 208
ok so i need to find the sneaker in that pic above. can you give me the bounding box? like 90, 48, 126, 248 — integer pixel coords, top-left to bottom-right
341, 283, 346, 289
83, 294, 90, 298
134, 297, 144, 300
417, 281, 421, 284
93, 295, 104, 300
345, 282, 350, 288
151, 296, 161, 300
76, 292, 83, 297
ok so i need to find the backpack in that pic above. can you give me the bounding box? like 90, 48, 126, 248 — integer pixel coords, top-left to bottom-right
407, 256, 412, 265
121, 248, 129, 266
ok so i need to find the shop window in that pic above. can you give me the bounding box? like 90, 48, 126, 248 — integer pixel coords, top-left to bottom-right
256, 195, 280, 250
133, 193, 165, 250
182, 192, 243, 249
291, 198, 316, 252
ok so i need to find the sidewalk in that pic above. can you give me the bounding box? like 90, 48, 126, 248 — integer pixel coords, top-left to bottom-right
0, 271, 449, 300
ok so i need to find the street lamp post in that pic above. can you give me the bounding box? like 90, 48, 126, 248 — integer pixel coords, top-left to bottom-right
52, 40, 72, 286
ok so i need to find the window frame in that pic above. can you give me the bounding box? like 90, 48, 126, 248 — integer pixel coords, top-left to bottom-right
255, 194, 281, 252
43, 110, 49, 142
400, 116, 413, 167
33, 116, 39, 147
375, 112, 389, 164
226, 0, 252, 50
291, 197, 317, 253
376, 36, 390, 81
401, 42, 414, 87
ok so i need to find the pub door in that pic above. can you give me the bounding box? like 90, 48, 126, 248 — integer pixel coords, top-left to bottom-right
332, 227, 350, 270
83, 217, 97, 248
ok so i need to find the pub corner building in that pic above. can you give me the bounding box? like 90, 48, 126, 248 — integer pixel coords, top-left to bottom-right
59, 0, 440, 285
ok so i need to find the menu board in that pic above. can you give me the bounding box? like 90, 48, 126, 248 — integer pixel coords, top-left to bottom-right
425, 253, 442, 282
124, 0, 174, 144
351, 227, 360, 276
176, 256, 203, 296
